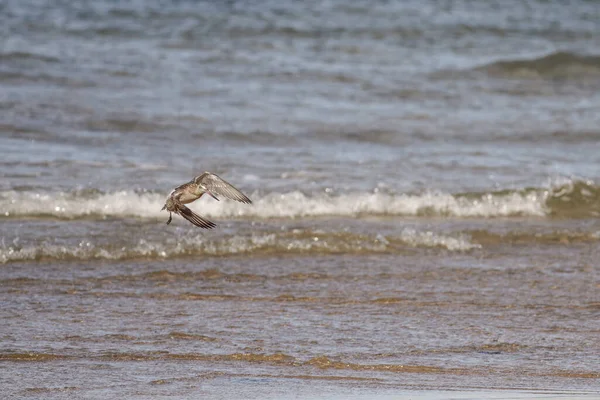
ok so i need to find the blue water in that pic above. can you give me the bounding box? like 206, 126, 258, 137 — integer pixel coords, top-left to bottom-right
2, 0, 600, 194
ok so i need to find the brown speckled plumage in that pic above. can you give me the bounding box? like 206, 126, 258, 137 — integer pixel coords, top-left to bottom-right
161, 172, 252, 229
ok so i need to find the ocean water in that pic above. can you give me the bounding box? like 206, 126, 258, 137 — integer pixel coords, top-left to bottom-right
1, 0, 599, 398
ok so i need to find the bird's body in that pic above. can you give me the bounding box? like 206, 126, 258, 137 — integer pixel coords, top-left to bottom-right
161, 172, 252, 229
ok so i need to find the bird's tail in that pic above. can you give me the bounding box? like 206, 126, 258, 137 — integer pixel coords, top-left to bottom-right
161, 204, 166, 211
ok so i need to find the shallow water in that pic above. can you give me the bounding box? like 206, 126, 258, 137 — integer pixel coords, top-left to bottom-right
1, 0, 600, 398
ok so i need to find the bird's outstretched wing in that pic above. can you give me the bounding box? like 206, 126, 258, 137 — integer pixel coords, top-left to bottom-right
194, 172, 252, 204
177, 204, 216, 229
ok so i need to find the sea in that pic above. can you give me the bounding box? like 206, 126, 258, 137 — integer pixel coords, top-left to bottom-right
1, 0, 599, 399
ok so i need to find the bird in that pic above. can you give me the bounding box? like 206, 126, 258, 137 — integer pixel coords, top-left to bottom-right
161, 172, 252, 229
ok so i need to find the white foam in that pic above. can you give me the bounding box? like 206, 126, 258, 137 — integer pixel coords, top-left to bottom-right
0, 188, 548, 220
1, 190, 164, 219
398, 228, 481, 251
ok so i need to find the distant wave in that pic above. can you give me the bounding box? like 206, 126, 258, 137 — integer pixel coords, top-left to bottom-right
1, 180, 598, 220
0, 51, 60, 64
476, 51, 600, 79
0, 229, 479, 264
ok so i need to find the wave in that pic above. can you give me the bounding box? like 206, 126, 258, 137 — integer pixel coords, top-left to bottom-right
5, 224, 600, 264
0, 229, 479, 264
1, 180, 598, 220
6, 227, 598, 265
476, 51, 600, 79
0, 51, 61, 64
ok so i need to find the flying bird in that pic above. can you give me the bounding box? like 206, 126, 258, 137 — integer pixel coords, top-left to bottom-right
161, 172, 252, 229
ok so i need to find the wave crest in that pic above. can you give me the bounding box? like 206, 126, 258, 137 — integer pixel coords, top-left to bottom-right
0, 230, 479, 264
1, 180, 598, 220
477, 51, 600, 79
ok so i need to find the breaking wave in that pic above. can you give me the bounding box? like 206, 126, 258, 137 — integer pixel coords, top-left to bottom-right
0, 229, 479, 264
1, 180, 598, 220
476, 51, 600, 79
